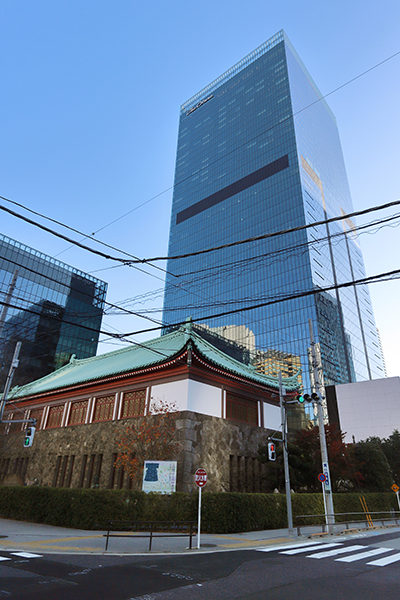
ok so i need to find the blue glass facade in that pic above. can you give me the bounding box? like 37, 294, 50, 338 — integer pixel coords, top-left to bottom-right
0, 233, 107, 389
162, 31, 385, 403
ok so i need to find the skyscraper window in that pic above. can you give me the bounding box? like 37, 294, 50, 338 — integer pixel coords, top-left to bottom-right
0, 233, 107, 389
162, 30, 385, 409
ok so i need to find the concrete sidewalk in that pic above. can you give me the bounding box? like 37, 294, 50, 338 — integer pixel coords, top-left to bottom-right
0, 518, 295, 555
1, 518, 398, 556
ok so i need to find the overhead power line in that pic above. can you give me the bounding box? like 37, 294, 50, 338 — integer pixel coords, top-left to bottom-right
0, 195, 175, 280
47, 47, 400, 244
121, 199, 400, 263
110, 267, 400, 340
2, 194, 400, 270
2, 48, 400, 270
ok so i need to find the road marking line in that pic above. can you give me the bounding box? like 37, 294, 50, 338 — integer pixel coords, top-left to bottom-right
11, 552, 43, 558
0, 557, 11, 562
307, 545, 365, 559
336, 547, 392, 563
258, 541, 325, 553
219, 540, 282, 548
281, 543, 343, 555
367, 552, 400, 567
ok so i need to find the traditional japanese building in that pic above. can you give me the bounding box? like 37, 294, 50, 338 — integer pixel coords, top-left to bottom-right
0, 321, 299, 492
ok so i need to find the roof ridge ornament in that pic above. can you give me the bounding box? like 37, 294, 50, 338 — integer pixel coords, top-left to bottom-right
182, 316, 193, 335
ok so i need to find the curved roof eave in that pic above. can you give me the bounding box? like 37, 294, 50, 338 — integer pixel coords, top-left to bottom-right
8, 325, 300, 400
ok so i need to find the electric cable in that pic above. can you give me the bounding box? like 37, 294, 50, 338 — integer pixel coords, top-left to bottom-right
28, 47, 400, 247
1, 49, 399, 271
101, 267, 400, 340
104, 211, 400, 315
0, 195, 174, 279
132, 198, 400, 263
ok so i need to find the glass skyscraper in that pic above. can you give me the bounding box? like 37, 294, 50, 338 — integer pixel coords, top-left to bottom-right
162, 30, 385, 405
0, 233, 107, 390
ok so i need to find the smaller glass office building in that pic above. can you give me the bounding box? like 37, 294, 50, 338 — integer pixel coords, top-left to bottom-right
0, 233, 107, 390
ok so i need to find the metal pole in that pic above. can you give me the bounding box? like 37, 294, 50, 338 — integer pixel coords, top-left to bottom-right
197, 486, 202, 549
308, 319, 335, 531
321, 480, 328, 525
0, 341, 22, 422
0, 270, 18, 340
279, 371, 294, 536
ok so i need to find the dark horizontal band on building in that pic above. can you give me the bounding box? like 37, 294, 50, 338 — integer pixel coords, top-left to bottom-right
176, 154, 289, 225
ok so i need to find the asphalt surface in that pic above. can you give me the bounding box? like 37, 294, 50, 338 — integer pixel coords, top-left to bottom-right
1, 517, 396, 555
1, 519, 400, 599
0, 518, 297, 555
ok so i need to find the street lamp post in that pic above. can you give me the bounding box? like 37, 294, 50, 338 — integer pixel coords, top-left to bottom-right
279, 371, 294, 536
308, 319, 335, 532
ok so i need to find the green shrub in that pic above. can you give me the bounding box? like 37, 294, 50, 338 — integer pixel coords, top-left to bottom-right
0, 487, 397, 533
0, 487, 145, 529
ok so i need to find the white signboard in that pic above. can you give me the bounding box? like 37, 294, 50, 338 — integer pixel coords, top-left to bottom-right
322, 461, 332, 492
142, 461, 177, 494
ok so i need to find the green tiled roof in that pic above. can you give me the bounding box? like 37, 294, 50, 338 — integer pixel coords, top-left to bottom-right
9, 323, 300, 399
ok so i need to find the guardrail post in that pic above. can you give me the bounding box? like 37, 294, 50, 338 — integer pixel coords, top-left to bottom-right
189, 522, 193, 549
105, 521, 111, 551
149, 522, 153, 551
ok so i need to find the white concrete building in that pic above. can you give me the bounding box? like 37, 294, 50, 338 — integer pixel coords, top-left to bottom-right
326, 377, 400, 443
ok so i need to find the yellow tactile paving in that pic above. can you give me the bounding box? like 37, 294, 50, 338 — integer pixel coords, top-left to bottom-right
35, 545, 101, 552
216, 537, 291, 549
0, 535, 104, 552
0, 540, 102, 552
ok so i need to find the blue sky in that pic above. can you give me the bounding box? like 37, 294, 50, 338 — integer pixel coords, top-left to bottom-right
1, 1, 399, 375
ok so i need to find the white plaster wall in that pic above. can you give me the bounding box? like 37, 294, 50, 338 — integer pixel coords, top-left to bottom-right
336, 377, 400, 442
151, 379, 222, 418
263, 402, 281, 431
152, 379, 280, 425
151, 380, 189, 412
186, 379, 221, 417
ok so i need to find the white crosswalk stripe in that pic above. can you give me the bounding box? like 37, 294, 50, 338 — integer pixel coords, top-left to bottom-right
307, 545, 366, 559
257, 540, 400, 569
336, 547, 392, 563
11, 552, 42, 559
280, 543, 343, 555
257, 541, 325, 553
367, 552, 400, 567
0, 557, 11, 562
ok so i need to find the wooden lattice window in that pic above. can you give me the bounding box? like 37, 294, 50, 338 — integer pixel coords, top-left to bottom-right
30, 408, 44, 429
68, 400, 89, 426
121, 389, 146, 419
226, 393, 258, 425
93, 395, 115, 422
46, 405, 65, 429
5, 413, 20, 434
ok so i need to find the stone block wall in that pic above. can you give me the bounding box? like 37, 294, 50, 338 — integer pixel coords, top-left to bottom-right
0, 411, 271, 493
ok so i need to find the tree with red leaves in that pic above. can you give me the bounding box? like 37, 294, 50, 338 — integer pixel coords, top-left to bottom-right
259, 424, 359, 493
115, 399, 180, 485
292, 424, 357, 492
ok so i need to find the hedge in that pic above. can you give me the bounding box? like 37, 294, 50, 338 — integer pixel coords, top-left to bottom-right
0, 487, 397, 533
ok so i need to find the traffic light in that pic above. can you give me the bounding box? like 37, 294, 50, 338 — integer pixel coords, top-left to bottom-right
296, 393, 311, 404
268, 441, 276, 461
24, 426, 35, 448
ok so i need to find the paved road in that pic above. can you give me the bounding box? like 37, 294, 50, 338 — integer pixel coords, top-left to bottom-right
2, 528, 400, 599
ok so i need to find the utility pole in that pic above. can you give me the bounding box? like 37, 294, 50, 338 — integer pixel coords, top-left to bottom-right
279, 371, 294, 536
0, 341, 22, 422
308, 319, 335, 532
0, 270, 18, 340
